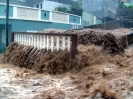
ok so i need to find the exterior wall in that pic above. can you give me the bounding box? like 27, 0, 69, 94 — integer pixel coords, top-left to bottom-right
0, 4, 13, 17
82, 11, 97, 26
82, 0, 118, 19
82, 0, 103, 13
0, 19, 76, 31
0, 3, 81, 24
69, 15, 81, 24
0, 3, 81, 49
127, 0, 133, 3
0, 18, 81, 47
96, 19, 102, 24
31, 1, 43, 8
41, 10, 50, 20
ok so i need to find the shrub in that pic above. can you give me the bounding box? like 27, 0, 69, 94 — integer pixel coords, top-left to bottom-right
55, 6, 67, 12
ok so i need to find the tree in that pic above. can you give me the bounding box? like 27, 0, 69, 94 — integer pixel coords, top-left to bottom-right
118, 0, 133, 8
125, 4, 133, 8
70, 5, 82, 16
55, 6, 67, 12
118, 0, 125, 8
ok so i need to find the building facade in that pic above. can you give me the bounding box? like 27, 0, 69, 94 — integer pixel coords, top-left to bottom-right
82, 11, 102, 26
124, 0, 133, 3
0, 2, 81, 50
26, 0, 78, 11
0, 0, 79, 11
82, 0, 119, 22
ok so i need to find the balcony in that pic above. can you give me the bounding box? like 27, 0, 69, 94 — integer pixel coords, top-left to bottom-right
0, 3, 81, 25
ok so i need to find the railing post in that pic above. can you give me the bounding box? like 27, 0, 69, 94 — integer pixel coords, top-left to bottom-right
13, 6, 17, 18
56, 36, 60, 50
67, 15, 69, 24
31, 34, 34, 46
34, 35, 36, 47
43, 36, 46, 49
71, 35, 77, 58
51, 36, 54, 51
50, 11, 52, 21
79, 16, 81, 25
38, 9, 41, 20
47, 36, 49, 50
40, 35, 42, 48
11, 32, 14, 42
62, 36, 66, 50
67, 36, 71, 51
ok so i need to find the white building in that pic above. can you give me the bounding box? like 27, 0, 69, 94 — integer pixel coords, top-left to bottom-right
26, 0, 78, 11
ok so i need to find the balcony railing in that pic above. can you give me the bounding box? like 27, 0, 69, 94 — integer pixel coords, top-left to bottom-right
0, 3, 81, 25
16, 7, 39, 20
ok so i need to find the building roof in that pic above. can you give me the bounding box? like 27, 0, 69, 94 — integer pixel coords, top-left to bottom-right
0, 0, 27, 6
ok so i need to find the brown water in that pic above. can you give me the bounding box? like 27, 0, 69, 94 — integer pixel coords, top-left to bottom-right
1, 45, 133, 99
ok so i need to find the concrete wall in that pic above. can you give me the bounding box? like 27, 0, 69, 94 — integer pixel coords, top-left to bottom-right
82, 11, 102, 27
0, 3, 81, 49
41, 10, 50, 20
84, 20, 120, 30
82, 11, 97, 25
0, 19, 81, 32
0, 3, 81, 24
0, 18, 81, 49
0, 4, 13, 17
82, 0, 118, 19
96, 18, 102, 24
69, 15, 81, 24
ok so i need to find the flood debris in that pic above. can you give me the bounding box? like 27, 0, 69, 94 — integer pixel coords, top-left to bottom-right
40, 28, 131, 55
6, 42, 71, 74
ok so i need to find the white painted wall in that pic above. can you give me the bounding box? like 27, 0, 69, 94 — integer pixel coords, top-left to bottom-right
82, 11, 96, 25
31, 0, 71, 11
17, 0, 26, 2
72, 0, 79, 2
42, 0, 70, 11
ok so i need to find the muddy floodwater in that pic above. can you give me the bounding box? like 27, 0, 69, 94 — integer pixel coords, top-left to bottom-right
0, 61, 86, 99
1, 44, 133, 99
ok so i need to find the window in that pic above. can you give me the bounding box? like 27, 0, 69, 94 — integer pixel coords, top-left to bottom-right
44, 13, 46, 17
40, 4, 42, 9
36, 4, 39, 8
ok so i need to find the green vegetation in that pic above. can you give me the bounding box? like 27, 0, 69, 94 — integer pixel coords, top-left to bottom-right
54, 5, 82, 16
55, 6, 67, 12
118, 0, 125, 8
118, 0, 133, 8
70, 5, 82, 16
125, 4, 133, 8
